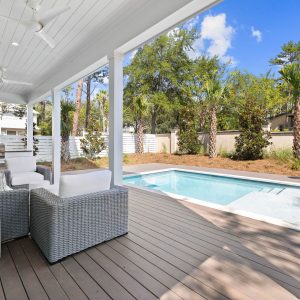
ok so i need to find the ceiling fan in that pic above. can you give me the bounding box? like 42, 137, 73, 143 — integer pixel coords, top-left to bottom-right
0, 0, 70, 48
0, 67, 32, 86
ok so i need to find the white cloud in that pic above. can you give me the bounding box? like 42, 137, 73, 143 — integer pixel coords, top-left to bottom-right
200, 14, 235, 60
251, 26, 262, 42
189, 13, 236, 65
185, 15, 200, 31
103, 77, 109, 85
129, 49, 138, 60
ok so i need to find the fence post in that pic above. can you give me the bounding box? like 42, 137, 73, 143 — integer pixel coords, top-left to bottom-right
170, 129, 178, 154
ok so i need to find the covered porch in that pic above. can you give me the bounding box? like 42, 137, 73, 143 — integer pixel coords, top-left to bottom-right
1, 0, 300, 299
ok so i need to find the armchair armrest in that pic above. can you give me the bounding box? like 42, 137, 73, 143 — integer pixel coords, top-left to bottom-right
0, 189, 29, 241
36, 165, 52, 183
4, 170, 12, 187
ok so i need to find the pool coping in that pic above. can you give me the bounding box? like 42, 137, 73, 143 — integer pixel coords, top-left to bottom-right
124, 167, 300, 231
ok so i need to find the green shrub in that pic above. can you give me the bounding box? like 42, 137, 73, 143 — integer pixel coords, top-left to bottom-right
234, 100, 271, 160
123, 154, 129, 163
291, 158, 300, 171
80, 115, 106, 159
177, 106, 202, 155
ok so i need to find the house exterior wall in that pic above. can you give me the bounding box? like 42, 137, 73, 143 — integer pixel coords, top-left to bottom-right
270, 114, 293, 131
0, 112, 38, 135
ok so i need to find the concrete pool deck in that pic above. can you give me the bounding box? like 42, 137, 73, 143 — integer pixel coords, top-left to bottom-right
123, 163, 300, 230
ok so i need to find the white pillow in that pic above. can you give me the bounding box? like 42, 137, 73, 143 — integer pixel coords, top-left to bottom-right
6, 156, 37, 173
59, 170, 112, 198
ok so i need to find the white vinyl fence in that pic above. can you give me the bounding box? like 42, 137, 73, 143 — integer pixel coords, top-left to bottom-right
0, 133, 157, 162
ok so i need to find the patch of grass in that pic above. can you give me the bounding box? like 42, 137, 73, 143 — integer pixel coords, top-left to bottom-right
218, 147, 233, 158
264, 148, 293, 163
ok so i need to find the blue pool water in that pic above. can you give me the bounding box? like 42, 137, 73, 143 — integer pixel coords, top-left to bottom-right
123, 170, 295, 205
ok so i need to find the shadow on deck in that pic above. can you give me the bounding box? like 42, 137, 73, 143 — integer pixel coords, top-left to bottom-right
1, 187, 300, 300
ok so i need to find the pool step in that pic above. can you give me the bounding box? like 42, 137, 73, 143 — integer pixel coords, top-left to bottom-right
268, 188, 284, 195
260, 187, 285, 195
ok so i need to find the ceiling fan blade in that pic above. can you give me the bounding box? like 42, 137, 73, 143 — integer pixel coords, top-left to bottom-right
38, 6, 70, 26
0, 15, 39, 31
0, 15, 20, 23
35, 28, 56, 48
3, 78, 32, 86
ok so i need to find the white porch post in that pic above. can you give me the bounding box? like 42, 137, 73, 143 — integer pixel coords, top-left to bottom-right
108, 52, 123, 186
51, 89, 61, 185
26, 104, 33, 151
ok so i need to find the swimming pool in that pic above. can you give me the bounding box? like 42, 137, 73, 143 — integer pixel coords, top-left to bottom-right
124, 169, 298, 205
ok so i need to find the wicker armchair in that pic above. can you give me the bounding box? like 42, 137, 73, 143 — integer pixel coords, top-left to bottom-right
0, 189, 29, 242
5, 165, 52, 189
30, 186, 128, 263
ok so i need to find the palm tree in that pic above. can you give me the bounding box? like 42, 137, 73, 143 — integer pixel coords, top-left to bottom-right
203, 73, 227, 158
131, 95, 148, 153
279, 63, 300, 158
96, 91, 109, 132
72, 79, 83, 136
61, 100, 75, 163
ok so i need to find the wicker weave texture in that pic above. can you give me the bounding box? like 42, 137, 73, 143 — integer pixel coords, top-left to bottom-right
30, 186, 128, 263
0, 189, 29, 242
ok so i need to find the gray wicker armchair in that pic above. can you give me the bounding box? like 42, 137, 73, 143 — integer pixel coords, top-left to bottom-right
5, 165, 52, 189
0, 189, 29, 242
30, 186, 128, 263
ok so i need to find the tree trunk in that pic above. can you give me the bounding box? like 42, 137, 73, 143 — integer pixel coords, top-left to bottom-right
72, 79, 83, 136
85, 76, 91, 129
61, 136, 70, 163
151, 110, 157, 134
136, 120, 144, 153
41, 101, 46, 121
209, 105, 217, 158
293, 100, 300, 158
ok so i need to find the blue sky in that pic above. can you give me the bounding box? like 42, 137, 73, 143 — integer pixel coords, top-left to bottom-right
68, 0, 300, 99
182, 0, 300, 76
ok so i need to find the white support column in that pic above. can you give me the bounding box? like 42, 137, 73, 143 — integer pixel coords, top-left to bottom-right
108, 52, 123, 186
26, 104, 33, 151
51, 89, 61, 185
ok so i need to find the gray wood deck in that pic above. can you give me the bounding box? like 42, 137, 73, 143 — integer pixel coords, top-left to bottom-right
1, 187, 300, 300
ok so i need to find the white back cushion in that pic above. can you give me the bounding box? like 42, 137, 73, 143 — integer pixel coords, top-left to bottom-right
59, 170, 112, 198
6, 156, 36, 173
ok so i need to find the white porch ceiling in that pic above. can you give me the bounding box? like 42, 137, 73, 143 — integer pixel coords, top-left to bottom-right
0, 0, 220, 104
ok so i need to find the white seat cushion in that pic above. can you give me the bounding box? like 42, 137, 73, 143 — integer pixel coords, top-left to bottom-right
6, 157, 37, 173
59, 170, 112, 198
11, 171, 44, 186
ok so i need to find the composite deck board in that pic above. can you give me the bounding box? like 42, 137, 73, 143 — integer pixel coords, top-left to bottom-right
129, 189, 300, 259
96, 243, 182, 300
0, 187, 299, 299
129, 208, 300, 296
0, 245, 28, 300
49, 263, 89, 300
129, 200, 300, 279
130, 193, 300, 267
130, 187, 300, 246
20, 238, 69, 300
61, 257, 110, 300
129, 188, 300, 255
7, 240, 48, 300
